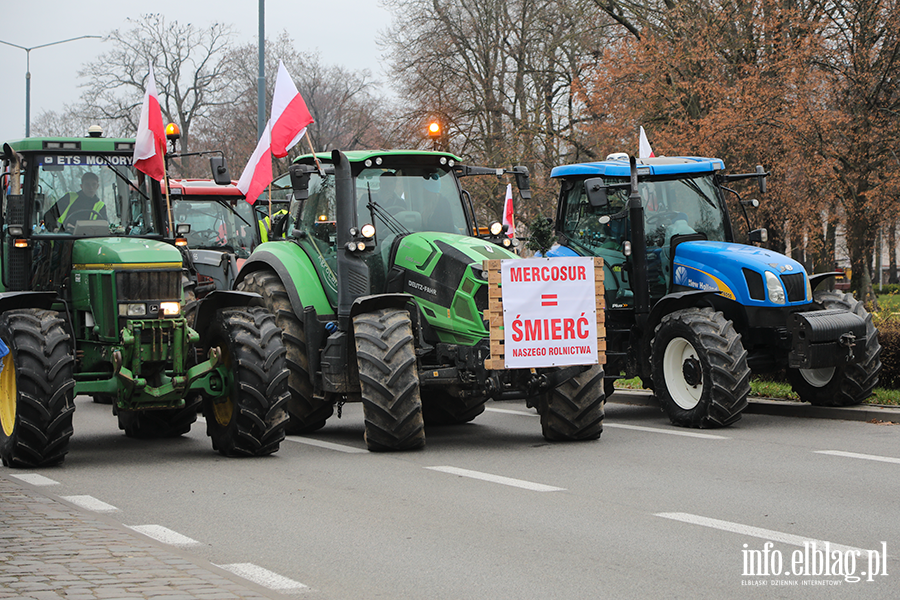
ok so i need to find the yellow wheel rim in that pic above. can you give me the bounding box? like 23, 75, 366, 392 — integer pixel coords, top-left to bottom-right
0, 353, 17, 436
212, 343, 234, 426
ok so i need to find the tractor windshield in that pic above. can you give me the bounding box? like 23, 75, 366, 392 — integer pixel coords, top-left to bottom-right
355, 166, 469, 237
32, 154, 158, 236
172, 198, 257, 258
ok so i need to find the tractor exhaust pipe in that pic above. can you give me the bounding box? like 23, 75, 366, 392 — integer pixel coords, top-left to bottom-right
628, 156, 650, 328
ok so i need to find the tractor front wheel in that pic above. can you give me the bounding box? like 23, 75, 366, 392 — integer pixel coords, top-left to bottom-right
0, 309, 75, 468
787, 291, 882, 406
354, 308, 425, 451
202, 306, 289, 456
538, 364, 605, 441
651, 307, 749, 428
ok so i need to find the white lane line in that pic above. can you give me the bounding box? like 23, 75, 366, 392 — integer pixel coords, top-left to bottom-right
217, 563, 309, 592
655, 512, 866, 554
815, 450, 900, 465
426, 466, 565, 492
605, 423, 729, 439
485, 407, 537, 417
483, 407, 728, 439
9, 473, 59, 486
286, 436, 368, 454
61, 495, 118, 513
127, 524, 203, 547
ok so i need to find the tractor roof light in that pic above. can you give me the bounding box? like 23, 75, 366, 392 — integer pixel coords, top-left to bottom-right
428, 121, 442, 138
165, 123, 181, 141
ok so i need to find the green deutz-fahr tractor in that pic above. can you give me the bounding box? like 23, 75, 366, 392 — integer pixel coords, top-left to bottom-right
234, 150, 605, 450
0, 134, 289, 467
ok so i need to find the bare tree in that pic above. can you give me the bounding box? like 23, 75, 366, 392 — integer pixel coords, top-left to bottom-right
75, 13, 238, 172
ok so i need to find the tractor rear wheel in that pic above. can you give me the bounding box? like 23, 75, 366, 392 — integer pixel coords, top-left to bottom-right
538, 364, 605, 441
787, 291, 882, 406
421, 386, 486, 426
651, 307, 749, 428
0, 309, 75, 468
238, 270, 333, 433
354, 308, 425, 451
202, 306, 289, 456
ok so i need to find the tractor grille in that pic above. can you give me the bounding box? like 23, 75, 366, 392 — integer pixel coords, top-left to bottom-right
115, 270, 181, 301
781, 273, 807, 303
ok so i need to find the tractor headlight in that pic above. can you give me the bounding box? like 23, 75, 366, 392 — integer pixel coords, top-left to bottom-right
360, 223, 376, 238
160, 302, 181, 316
764, 271, 786, 304
489, 221, 504, 236
805, 277, 813, 302
119, 303, 147, 316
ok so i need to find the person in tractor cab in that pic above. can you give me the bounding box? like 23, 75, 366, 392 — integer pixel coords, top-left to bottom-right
258, 208, 288, 244
44, 171, 108, 232
376, 172, 406, 212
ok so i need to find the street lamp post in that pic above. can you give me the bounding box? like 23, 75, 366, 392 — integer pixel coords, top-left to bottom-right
0, 35, 102, 137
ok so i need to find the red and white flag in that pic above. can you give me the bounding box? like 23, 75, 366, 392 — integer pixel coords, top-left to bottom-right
270, 61, 314, 158
133, 62, 167, 181
639, 126, 655, 159
237, 122, 273, 205
502, 183, 515, 238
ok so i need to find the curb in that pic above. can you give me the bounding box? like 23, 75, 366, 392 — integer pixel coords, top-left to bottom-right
607, 389, 900, 423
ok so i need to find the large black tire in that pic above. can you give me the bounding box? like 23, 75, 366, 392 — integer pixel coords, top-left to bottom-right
421, 387, 486, 426
354, 308, 425, 451
237, 270, 333, 433
651, 307, 749, 428
787, 291, 882, 406
116, 397, 200, 438
538, 364, 605, 441
201, 306, 289, 457
0, 309, 75, 468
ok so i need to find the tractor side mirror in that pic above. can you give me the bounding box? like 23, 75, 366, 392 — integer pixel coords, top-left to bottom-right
756, 165, 767, 194
584, 177, 609, 208
289, 164, 313, 202
513, 165, 532, 200
210, 156, 231, 185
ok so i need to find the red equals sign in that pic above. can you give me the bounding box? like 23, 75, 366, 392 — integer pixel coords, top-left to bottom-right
541, 294, 558, 307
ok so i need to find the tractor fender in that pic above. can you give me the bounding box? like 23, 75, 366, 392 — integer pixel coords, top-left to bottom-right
233, 246, 334, 319
638, 290, 720, 379
349, 293, 416, 321
190, 290, 263, 339
809, 271, 842, 292
0, 291, 59, 315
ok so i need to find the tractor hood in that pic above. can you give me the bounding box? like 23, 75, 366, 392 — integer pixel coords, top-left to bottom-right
71, 238, 183, 269
389, 232, 517, 345
673, 241, 811, 306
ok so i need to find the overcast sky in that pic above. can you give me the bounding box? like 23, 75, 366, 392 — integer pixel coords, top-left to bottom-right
0, 0, 394, 142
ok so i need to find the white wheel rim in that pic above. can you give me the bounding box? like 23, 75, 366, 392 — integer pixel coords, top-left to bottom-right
663, 336, 702, 410
800, 367, 835, 388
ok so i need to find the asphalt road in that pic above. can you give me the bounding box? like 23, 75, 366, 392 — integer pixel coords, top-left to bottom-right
8, 394, 899, 599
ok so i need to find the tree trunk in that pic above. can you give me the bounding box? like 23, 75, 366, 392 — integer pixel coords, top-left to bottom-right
889, 217, 898, 284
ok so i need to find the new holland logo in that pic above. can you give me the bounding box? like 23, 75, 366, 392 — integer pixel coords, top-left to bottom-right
675, 266, 689, 286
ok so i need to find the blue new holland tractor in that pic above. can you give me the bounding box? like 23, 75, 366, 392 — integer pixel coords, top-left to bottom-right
545, 155, 881, 427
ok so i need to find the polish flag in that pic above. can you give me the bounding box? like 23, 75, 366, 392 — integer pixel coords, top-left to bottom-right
502, 183, 515, 238
270, 61, 314, 158
639, 126, 656, 159
133, 62, 167, 181
237, 122, 273, 205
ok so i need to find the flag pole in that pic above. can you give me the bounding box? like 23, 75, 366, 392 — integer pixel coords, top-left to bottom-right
306, 131, 325, 177
162, 139, 174, 237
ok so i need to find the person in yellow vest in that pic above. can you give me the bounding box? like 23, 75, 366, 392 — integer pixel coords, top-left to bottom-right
45, 172, 108, 232
258, 209, 288, 244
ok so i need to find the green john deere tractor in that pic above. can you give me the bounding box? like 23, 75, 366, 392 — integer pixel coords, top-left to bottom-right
234, 149, 605, 451
0, 134, 289, 467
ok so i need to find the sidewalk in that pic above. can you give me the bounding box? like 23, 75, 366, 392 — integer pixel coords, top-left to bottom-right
0, 475, 292, 600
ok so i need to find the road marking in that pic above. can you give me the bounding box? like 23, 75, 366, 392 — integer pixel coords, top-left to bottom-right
605, 423, 729, 439
655, 512, 866, 554
483, 407, 728, 439
9, 473, 58, 486
61, 495, 118, 513
815, 450, 900, 465
286, 436, 368, 453
426, 466, 565, 492
127, 524, 203, 547
217, 563, 309, 591
485, 407, 537, 417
